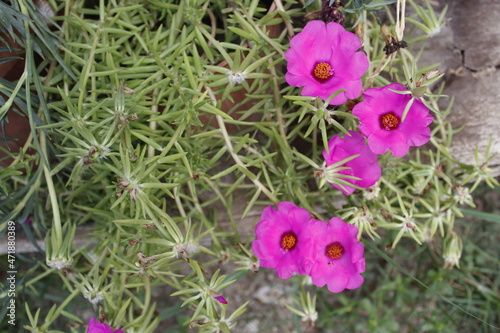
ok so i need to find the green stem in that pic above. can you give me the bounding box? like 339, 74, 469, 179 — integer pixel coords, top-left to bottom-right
159, 122, 186, 159
273, 0, 294, 39
143, 276, 151, 315
40, 132, 63, 243
268, 58, 291, 157
149, 76, 162, 158
41, 288, 80, 330
77, 10, 106, 115
380, 176, 406, 198
0, 71, 27, 119
216, 114, 279, 205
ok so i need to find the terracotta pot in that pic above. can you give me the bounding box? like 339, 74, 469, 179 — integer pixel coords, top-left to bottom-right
0, 33, 31, 168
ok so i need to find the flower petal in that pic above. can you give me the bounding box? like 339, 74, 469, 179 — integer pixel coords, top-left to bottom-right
275, 253, 299, 279
330, 49, 369, 80
346, 273, 364, 290
337, 25, 363, 51
277, 201, 301, 215
323, 130, 381, 193
356, 83, 433, 158
252, 202, 316, 279
326, 270, 350, 293
260, 205, 277, 223
308, 218, 365, 293
285, 20, 368, 105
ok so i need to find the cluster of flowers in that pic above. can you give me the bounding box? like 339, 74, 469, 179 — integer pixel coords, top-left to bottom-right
286, 20, 433, 194
252, 20, 434, 292
252, 202, 365, 293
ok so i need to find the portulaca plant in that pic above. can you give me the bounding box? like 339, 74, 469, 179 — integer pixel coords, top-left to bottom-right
1, 0, 498, 332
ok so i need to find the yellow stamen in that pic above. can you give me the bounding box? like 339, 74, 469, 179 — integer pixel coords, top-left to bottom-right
281, 231, 298, 251
313, 62, 334, 81
325, 242, 344, 260
380, 112, 400, 131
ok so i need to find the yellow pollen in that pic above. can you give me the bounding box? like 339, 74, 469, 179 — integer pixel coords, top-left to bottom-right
325, 242, 344, 260
380, 112, 400, 131
313, 62, 334, 80
280, 231, 298, 251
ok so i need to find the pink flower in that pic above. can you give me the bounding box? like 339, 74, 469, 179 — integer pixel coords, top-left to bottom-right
323, 130, 381, 195
285, 20, 369, 105
214, 295, 228, 304
87, 318, 123, 333
309, 218, 365, 293
252, 202, 316, 279
352, 83, 434, 157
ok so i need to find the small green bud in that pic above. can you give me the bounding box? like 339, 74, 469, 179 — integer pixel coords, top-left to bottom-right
443, 233, 463, 269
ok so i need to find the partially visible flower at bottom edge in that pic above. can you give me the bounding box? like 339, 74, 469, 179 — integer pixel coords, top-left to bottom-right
87, 318, 123, 333
308, 218, 365, 293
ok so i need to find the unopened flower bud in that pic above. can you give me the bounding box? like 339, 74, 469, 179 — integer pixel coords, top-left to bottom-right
443, 234, 462, 269
227, 71, 245, 85
454, 186, 474, 206
117, 178, 130, 189
425, 69, 443, 81
318, 0, 345, 25
209, 290, 228, 304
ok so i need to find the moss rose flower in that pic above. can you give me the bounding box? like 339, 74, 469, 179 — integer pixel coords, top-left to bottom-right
323, 130, 381, 195
309, 218, 365, 293
352, 82, 434, 157
87, 318, 123, 333
252, 202, 316, 279
285, 20, 369, 105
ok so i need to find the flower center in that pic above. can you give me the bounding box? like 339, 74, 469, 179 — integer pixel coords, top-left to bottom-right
313, 62, 334, 81
325, 242, 344, 260
280, 231, 298, 251
380, 112, 400, 131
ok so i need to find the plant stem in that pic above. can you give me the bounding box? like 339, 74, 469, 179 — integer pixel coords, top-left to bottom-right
216, 114, 279, 205
77, 10, 106, 115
